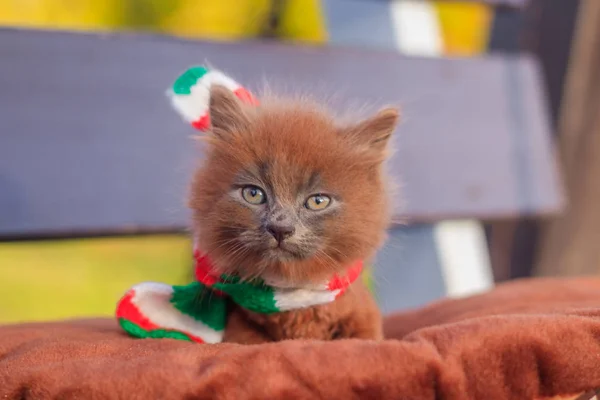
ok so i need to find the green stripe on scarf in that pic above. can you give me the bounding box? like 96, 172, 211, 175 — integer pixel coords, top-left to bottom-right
171, 283, 227, 331
172, 66, 209, 95
213, 278, 279, 314
118, 318, 195, 342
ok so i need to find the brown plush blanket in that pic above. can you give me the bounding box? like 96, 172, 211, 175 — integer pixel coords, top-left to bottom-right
1, 277, 600, 400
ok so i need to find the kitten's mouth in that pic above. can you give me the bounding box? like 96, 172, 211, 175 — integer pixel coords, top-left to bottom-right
267, 242, 306, 260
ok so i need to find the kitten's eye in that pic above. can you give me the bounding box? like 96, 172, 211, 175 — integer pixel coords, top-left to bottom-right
305, 194, 331, 211
241, 186, 266, 205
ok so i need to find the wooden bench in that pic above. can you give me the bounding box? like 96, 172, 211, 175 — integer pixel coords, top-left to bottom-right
0, 22, 560, 312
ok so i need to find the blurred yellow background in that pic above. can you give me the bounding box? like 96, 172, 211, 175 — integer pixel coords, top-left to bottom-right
0, 0, 328, 43
0, 236, 191, 323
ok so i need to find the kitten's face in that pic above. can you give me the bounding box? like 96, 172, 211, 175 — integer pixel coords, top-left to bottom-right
226, 163, 343, 265
190, 87, 399, 285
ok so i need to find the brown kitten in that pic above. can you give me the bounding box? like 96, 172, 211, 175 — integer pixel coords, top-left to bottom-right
189, 85, 399, 343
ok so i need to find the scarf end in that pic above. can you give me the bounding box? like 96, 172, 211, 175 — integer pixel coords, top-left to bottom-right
115, 282, 224, 344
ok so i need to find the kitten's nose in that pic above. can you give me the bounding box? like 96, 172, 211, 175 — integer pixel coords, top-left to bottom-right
266, 223, 295, 243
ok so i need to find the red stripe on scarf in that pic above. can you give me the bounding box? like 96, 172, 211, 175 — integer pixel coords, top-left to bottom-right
116, 289, 160, 331
328, 260, 364, 293
191, 114, 210, 131
234, 87, 259, 105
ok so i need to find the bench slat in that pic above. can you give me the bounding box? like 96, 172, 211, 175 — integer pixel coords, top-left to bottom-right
0, 28, 561, 237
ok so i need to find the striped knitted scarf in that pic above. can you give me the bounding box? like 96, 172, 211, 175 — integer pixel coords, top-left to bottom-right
116, 66, 362, 343
116, 251, 363, 343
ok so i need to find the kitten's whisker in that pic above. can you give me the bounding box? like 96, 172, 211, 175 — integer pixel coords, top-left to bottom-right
325, 246, 347, 261
314, 250, 339, 275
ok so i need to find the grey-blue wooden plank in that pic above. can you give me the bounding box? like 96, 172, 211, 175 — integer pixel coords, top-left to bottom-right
373, 225, 447, 313
323, 0, 397, 50
0, 28, 561, 237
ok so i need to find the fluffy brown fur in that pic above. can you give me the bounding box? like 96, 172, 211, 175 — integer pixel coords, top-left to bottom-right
189, 85, 399, 343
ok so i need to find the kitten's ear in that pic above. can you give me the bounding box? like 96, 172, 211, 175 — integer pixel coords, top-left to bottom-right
209, 85, 250, 137
344, 107, 400, 154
